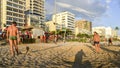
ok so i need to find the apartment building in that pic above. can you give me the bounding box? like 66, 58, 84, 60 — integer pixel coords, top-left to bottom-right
0, 0, 25, 30
25, 0, 45, 27
0, 0, 1, 28
92, 27, 106, 37
92, 26, 118, 38
75, 19, 92, 35
45, 21, 56, 32
52, 11, 75, 32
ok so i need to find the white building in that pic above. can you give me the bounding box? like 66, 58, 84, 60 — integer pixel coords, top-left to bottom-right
0, 0, 2, 28
92, 27, 106, 36
92, 26, 117, 38
25, 0, 45, 27
52, 11, 75, 32
0, 0, 25, 30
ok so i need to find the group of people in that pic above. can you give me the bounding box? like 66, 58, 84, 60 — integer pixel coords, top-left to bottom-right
93, 32, 113, 53
39, 33, 58, 43
3, 21, 114, 56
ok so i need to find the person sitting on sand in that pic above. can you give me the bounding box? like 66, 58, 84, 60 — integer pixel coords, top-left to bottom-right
7, 21, 20, 56
93, 32, 100, 53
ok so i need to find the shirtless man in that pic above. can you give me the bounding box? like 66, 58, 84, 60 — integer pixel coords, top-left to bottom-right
93, 32, 100, 53
7, 21, 19, 56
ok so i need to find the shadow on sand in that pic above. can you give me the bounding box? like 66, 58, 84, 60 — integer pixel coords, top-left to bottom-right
84, 44, 96, 53
72, 49, 92, 68
100, 46, 120, 67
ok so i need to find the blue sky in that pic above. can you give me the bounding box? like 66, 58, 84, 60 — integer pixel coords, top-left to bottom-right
93, 0, 120, 28
45, 0, 120, 34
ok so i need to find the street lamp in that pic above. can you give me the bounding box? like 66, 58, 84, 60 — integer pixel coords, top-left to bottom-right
63, 26, 66, 43
54, 0, 57, 43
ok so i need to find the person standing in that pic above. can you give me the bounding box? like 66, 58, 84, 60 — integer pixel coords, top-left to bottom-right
108, 37, 113, 46
93, 32, 100, 53
7, 21, 19, 56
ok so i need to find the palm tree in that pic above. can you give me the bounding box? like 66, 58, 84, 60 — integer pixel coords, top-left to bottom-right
115, 27, 119, 30
115, 26, 119, 38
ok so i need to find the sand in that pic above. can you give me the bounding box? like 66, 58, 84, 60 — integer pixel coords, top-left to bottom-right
0, 42, 120, 68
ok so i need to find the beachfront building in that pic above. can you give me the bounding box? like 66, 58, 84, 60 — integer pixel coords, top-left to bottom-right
45, 21, 56, 32
92, 27, 106, 37
0, 0, 2, 28
105, 27, 117, 38
25, 0, 45, 27
92, 26, 118, 38
0, 0, 25, 30
75, 19, 92, 35
52, 11, 75, 32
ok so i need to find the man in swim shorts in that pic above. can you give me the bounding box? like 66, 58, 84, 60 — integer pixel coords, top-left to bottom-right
7, 21, 19, 56
93, 32, 100, 53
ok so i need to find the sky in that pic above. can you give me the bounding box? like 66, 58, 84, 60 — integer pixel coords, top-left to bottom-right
45, 0, 120, 34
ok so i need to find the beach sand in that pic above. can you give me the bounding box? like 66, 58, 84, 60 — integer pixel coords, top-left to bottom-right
0, 42, 120, 68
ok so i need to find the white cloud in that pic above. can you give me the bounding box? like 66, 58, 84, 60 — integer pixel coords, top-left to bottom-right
56, 2, 71, 8
57, 2, 96, 17
45, 0, 109, 21
106, 0, 112, 4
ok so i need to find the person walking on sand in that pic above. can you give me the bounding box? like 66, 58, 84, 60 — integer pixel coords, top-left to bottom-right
7, 21, 20, 56
108, 37, 113, 46
93, 32, 100, 53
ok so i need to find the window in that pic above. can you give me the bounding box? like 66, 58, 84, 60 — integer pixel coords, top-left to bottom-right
19, 6, 23, 9
6, 21, 12, 25
19, 23, 23, 26
13, 4, 18, 8
7, 0, 12, 1
13, 8, 18, 12
7, 17, 12, 20
7, 2, 12, 6
13, 0, 18, 3
7, 7, 12, 11
19, 10, 23, 13
13, 18, 18, 21
7, 12, 12, 16
19, 1, 23, 5
19, 15, 23, 17
19, 19, 23, 22
13, 13, 18, 17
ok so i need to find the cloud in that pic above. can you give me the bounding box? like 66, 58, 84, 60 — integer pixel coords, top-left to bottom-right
45, 0, 109, 21
106, 0, 112, 4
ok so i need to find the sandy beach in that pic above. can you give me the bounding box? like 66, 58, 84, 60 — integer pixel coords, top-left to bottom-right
0, 42, 120, 68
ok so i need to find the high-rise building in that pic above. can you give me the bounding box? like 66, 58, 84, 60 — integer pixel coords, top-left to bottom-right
52, 11, 75, 32
75, 19, 92, 35
25, 0, 45, 27
0, 0, 25, 30
0, 0, 1, 28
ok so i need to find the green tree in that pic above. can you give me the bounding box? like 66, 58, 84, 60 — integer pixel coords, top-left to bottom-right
115, 27, 119, 31
66, 29, 72, 35
77, 33, 91, 38
115, 26, 119, 38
